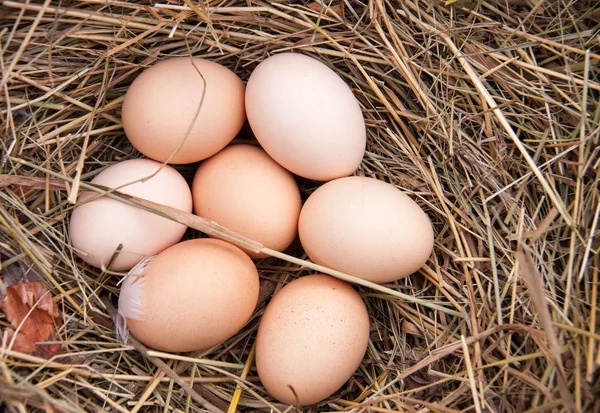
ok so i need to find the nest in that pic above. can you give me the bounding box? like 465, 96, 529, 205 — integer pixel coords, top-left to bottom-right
1, 1, 599, 412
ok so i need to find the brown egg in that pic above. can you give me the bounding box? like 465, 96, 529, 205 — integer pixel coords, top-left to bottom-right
299, 176, 434, 283
122, 57, 245, 164
118, 238, 259, 352
192, 144, 301, 258
245, 53, 366, 181
256, 274, 370, 406
69, 158, 192, 271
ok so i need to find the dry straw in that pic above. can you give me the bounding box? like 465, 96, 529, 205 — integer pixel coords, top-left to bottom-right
1, 1, 599, 412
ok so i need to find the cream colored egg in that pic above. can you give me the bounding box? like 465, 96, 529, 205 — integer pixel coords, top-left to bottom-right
192, 144, 301, 258
245, 53, 366, 181
298, 176, 434, 283
118, 238, 259, 352
256, 274, 370, 406
69, 159, 192, 271
122, 57, 246, 164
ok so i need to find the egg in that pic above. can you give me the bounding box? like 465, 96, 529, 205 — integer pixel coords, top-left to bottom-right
118, 238, 259, 352
298, 177, 434, 283
122, 57, 245, 164
256, 274, 369, 406
192, 144, 301, 258
245, 53, 366, 181
69, 159, 192, 271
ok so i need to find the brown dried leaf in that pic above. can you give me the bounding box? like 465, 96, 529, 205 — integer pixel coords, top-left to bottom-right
402, 319, 424, 337
0, 282, 62, 358
307, 2, 345, 19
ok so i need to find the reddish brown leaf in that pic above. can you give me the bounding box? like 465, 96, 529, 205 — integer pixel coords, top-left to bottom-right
0, 282, 62, 358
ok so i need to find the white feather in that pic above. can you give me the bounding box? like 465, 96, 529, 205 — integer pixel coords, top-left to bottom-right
117, 255, 154, 321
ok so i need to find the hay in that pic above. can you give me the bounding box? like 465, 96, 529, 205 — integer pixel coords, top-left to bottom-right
1, 0, 599, 412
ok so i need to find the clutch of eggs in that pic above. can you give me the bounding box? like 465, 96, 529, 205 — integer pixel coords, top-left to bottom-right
64, 52, 437, 407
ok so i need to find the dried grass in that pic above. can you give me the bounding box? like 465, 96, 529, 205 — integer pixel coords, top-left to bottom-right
1, 0, 599, 412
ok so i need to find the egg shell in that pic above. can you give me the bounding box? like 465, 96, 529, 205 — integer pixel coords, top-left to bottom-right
192, 144, 302, 258
118, 238, 259, 352
298, 176, 434, 283
245, 53, 366, 181
256, 274, 369, 406
69, 159, 192, 271
122, 57, 246, 164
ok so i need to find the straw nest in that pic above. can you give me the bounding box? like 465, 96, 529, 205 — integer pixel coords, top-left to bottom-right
1, 1, 599, 412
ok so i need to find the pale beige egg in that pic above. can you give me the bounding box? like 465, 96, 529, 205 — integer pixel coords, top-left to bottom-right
245, 53, 366, 181
298, 176, 434, 283
69, 158, 192, 271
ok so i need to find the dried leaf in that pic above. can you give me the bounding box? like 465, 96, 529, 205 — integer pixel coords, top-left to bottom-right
0, 281, 62, 358
402, 319, 424, 337
307, 2, 345, 19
